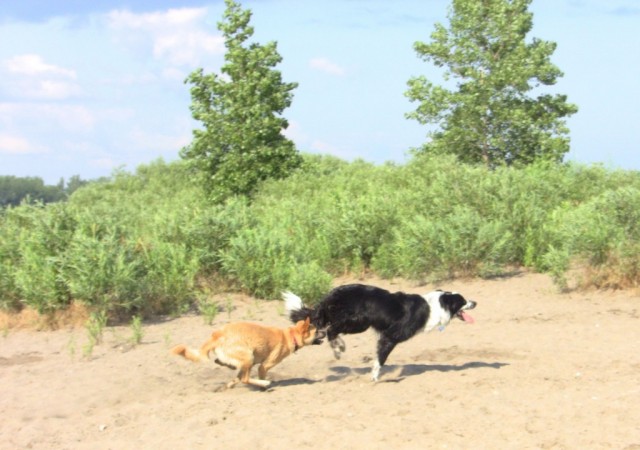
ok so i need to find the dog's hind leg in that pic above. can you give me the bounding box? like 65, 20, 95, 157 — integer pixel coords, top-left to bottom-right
371, 336, 397, 382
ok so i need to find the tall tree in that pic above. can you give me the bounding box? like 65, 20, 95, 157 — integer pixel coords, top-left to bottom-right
181, 0, 301, 201
406, 0, 578, 167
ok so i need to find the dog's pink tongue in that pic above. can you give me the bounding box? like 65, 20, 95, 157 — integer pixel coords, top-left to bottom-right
460, 311, 475, 323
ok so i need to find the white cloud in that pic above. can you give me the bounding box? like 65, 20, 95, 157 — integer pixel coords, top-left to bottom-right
90, 158, 117, 169
153, 30, 224, 66
2, 54, 81, 100
309, 57, 346, 76
5, 54, 76, 79
0, 133, 48, 155
106, 8, 224, 67
108, 7, 207, 28
128, 127, 190, 153
21, 79, 81, 100
0, 103, 95, 132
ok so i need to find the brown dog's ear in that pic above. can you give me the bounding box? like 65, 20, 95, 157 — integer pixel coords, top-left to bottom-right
296, 317, 310, 332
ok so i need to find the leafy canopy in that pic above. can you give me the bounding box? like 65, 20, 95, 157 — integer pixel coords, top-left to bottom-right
181, 0, 301, 202
406, 0, 578, 167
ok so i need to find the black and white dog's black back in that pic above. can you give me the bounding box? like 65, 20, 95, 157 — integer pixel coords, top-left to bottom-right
283, 284, 477, 381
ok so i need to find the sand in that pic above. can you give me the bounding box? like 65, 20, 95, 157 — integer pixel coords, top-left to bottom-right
1, 272, 639, 449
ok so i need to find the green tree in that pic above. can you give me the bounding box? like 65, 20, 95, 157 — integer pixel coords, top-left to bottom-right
0, 176, 66, 207
406, 0, 578, 167
181, 0, 301, 202
65, 175, 89, 196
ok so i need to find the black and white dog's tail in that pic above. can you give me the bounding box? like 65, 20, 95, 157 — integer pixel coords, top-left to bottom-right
282, 291, 317, 324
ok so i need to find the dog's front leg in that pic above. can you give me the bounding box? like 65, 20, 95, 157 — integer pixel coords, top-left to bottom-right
329, 337, 346, 359
258, 363, 272, 380
238, 363, 271, 389
248, 378, 271, 389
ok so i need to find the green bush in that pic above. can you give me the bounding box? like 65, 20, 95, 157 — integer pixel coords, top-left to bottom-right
542, 186, 640, 288
3, 155, 640, 317
219, 226, 303, 299
373, 207, 512, 281
62, 230, 144, 313
8, 203, 74, 312
285, 261, 333, 305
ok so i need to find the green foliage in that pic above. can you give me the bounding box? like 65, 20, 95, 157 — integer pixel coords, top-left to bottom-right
219, 226, 302, 299
0, 175, 91, 207
0, 213, 21, 311
286, 262, 333, 306
182, 0, 301, 202
406, 0, 578, 167
8, 203, 74, 313
374, 208, 512, 282
0, 176, 64, 207
84, 310, 108, 357
0, 160, 205, 317
541, 246, 570, 291
3, 155, 640, 317
541, 186, 640, 288
198, 300, 220, 325
130, 315, 144, 345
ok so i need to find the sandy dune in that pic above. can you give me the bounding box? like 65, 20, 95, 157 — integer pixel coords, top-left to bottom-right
1, 272, 639, 449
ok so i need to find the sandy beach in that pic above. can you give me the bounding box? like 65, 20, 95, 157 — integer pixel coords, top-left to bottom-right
1, 272, 639, 449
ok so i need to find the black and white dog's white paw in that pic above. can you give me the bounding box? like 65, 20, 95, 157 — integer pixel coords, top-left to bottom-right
330, 337, 346, 359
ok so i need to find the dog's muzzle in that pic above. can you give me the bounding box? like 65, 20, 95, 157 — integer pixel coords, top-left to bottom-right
312, 329, 327, 345
456, 300, 477, 323
466, 300, 477, 310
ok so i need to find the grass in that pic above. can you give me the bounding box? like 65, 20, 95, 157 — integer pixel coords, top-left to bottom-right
130, 315, 144, 345
83, 310, 107, 358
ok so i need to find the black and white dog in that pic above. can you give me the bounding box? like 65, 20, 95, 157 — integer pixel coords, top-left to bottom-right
283, 284, 477, 381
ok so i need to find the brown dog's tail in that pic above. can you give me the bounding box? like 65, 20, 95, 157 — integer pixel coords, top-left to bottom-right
171, 344, 208, 362
171, 331, 222, 363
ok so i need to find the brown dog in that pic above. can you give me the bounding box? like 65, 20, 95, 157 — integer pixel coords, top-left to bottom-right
171, 318, 321, 389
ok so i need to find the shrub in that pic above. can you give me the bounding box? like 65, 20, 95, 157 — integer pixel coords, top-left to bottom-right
285, 261, 332, 305
542, 187, 640, 288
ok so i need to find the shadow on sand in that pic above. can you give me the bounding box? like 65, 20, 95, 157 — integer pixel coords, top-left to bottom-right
325, 361, 509, 383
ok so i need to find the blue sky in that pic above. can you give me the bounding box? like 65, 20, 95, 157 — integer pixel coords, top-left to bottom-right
1, 0, 639, 184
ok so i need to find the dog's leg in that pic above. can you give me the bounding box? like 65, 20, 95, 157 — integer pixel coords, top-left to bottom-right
258, 364, 268, 380
214, 359, 236, 370
329, 339, 344, 359
247, 378, 271, 389
328, 328, 346, 359
246, 371, 271, 389
372, 336, 397, 382
258, 361, 279, 380
213, 348, 241, 370
237, 362, 271, 389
